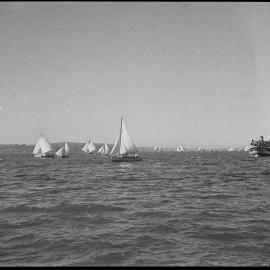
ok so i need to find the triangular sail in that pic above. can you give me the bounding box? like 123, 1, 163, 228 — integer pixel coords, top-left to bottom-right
33, 138, 41, 154
104, 143, 110, 155
87, 141, 97, 153
98, 145, 104, 154
110, 135, 120, 156
119, 120, 138, 155
38, 136, 53, 154
55, 146, 64, 157
64, 142, 70, 154
82, 141, 89, 152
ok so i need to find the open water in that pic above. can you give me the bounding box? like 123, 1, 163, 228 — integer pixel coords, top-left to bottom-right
1, 151, 270, 266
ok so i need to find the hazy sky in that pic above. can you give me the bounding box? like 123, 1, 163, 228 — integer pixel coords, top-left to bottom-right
1, 2, 270, 147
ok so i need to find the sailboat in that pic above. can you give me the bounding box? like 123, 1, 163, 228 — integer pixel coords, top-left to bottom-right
154, 146, 162, 152
82, 139, 96, 153
82, 140, 89, 153
55, 142, 70, 158
197, 146, 205, 151
87, 140, 97, 154
227, 146, 234, 152
176, 145, 185, 152
110, 117, 142, 162
98, 143, 110, 155
33, 135, 54, 158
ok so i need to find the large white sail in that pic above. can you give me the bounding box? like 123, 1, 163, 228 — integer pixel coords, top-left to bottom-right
87, 141, 97, 153
82, 141, 89, 152
64, 142, 70, 154
119, 120, 138, 155
110, 135, 120, 156
55, 146, 65, 157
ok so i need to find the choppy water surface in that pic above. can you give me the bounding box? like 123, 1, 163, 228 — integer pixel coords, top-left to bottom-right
1, 151, 270, 266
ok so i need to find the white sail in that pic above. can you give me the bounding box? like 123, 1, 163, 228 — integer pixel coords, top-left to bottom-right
104, 143, 110, 155
33, 136, 52, 154
33, 138, 41, 154
98, 145, 104, 154
87, 141, 97, 153
64, 142, 70, 154
55, 146, 65, 157
82, 141, 89, 152
198, 146, 205, 151
227, 146, 234, 151
176, 145, 185, 152
110, 135, 120, 156
119, 120, 138, 155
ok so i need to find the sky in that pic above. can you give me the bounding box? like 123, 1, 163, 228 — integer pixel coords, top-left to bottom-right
1, 2, 270, 148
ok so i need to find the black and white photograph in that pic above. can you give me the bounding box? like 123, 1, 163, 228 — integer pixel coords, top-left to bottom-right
1, 1, 270, 266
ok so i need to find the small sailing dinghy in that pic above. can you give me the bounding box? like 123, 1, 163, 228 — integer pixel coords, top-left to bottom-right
33, 135, 54, 158
98, 143, 110, 155
55, 142, 70, 158
110, 117, 142, 162
227, 146, 234, 152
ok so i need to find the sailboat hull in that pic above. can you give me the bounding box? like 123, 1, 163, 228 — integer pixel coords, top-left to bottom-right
34, 152, 54, 158
111, 155, 142, 162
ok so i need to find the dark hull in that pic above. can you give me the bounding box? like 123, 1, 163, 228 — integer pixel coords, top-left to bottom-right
249, 146, 270, 157
111, 156, 142, 162
35, 152, 54, 158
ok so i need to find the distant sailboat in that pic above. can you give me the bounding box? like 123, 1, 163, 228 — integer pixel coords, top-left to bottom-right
82, 139, 96, 153
87, 140, 97, 154
110, 117, 142, 162
154, 146, 162, 152
33, 135, 54, 158
227, 146, 234, 152
176, 145, 185, 152
98, 143, 110, 155
197, 146, 205, 151
82, 140, 89, 153
55, 142, 70, 158
244, 146, 250, 152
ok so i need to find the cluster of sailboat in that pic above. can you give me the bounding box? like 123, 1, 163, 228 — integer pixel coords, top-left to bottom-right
33, 116, 252, 162
153, 145, 250, 152
33, 117, 142, 162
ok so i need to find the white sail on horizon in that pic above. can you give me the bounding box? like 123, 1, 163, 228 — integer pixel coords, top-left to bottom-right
104, 143, 110, 155
110, 118, 139, 156
119, 120, 138, 155
176, 145, 185, 152
87, 140, 97, 153
110, 135, 120, 156
82, 140, 89, 153
64, 142, 70, 154
33, 136, 53, 156
98, 145, 104, 154
55, 146, 65, 157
